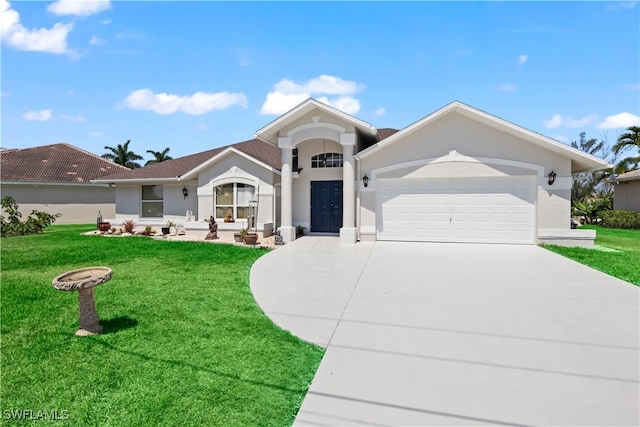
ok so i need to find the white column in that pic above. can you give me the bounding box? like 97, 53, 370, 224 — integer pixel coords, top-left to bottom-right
278, 137, 295, 243
340, 133, 357, 243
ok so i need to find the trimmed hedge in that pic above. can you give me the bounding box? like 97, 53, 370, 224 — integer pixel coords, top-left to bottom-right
599, 210, 640, 229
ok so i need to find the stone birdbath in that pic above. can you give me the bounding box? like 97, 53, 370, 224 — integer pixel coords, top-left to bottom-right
52, 267, 112, 337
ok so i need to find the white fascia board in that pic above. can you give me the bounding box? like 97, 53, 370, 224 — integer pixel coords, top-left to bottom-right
356, 101, 609, 172
90, 177, 179, 184
255, 98, 377, 144
2, 181, 112, 187
180, 147, 280, 181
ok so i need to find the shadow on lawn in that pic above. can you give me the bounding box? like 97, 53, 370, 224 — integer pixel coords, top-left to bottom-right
100, 316, 138, 334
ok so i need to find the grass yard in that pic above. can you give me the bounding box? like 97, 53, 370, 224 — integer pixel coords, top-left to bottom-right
1, 225, 324, 426
543, 225, 640, 286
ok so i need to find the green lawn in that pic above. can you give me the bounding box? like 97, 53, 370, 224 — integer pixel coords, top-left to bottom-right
543, 225, 640, 286
1, 225, 324, 426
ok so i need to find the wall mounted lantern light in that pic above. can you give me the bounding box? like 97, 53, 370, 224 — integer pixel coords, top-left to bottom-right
362, 174, 369, 188
547, 171, 557, 186
182, 187, 189, 199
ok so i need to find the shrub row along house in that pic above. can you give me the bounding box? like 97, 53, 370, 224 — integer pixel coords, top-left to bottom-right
92, 99, 612, 247
0, 143, 129, 223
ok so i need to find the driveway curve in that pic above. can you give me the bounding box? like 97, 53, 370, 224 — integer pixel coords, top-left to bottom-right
250, 238, 639, 426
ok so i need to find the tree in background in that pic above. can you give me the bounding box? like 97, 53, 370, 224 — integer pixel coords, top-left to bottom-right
102, 140, 143, 169
570, 132, 616, 222
145, 148, 173, 166
612, 126, 640, 174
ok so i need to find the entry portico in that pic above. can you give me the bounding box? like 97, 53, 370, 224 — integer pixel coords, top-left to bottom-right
256, 99, 378, 243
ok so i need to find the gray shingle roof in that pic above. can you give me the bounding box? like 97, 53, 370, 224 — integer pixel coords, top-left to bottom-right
98, 138, 282, 181
0, 143, 129, 183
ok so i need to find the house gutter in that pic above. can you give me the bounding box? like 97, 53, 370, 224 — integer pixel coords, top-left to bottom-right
1, 181, 112, 188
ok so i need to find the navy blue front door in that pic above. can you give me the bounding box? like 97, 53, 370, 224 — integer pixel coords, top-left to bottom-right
311, 181, 343, 233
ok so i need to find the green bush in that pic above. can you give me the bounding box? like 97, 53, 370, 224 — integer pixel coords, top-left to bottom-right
0, 196, 61, 237
572, 193, 613, 224
599, 210, 640, 229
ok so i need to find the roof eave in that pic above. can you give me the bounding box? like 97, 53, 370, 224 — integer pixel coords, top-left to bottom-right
91, 177, 181, 184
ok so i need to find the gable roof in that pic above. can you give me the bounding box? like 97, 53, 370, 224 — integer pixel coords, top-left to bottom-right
0, 143, 129, 184
356, 101, 610, 173
94, 138, 281, 183
616, 169, 640, 182
255, 98, 378, 145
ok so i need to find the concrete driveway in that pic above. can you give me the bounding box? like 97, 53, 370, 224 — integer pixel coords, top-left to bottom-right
250, 238, 639, 426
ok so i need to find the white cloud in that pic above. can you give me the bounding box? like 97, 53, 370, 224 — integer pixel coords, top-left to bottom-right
497, 83, 516, 92
122, 88, 248, 115
518, 55, 528, 65
551, 135, 568, 143
23, 109, 52, 121
597, 112, 640, 129
47, 0, 111, 16
89, 131, 103, 138
1, 0, 74, 55
542, 113, 598, 129
317, 96, 361, 115
90, 35, 103, 46
260, 74, 364, 115
374, 107, 386, 117
61, 114, 86, 122
607, 2, 637, 10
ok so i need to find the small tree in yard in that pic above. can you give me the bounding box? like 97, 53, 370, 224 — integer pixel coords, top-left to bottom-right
0, 196, 61, 237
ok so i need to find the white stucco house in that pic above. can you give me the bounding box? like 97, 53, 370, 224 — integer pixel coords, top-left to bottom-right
95, 100, 609, 247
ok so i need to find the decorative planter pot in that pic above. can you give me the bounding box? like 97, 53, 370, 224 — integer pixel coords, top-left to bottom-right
161, 227, 170, 235
98, 222, 111, 232
233, 233, 243, 243
244, 233, 258, 245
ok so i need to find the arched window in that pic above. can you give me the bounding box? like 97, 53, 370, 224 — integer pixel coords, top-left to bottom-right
215, 183, 255, 220
311, 153, 343, 168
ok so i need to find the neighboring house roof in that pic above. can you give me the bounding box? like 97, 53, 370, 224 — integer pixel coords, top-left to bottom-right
255, 98, 378, 145
0, 143, 129, 184
95, 138, 281, 182
616, 169, 640, 183
356, 101, 610, 173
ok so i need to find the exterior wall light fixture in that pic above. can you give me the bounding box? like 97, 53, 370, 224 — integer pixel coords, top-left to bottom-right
362, 174, 369, 187
182, 187, 189, 199
548, 171, 557, 186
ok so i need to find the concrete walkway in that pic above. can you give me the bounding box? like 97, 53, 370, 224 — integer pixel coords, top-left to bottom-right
250, 238, 639, 426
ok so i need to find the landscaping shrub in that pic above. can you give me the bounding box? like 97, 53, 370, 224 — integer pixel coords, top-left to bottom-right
599, 210, 640, 229
0, 196, 61, 237
122, 219, 136, 233
572, 193, 613, 224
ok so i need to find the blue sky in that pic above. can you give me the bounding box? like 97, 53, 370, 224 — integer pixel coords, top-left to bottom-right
2, 1, 639, 162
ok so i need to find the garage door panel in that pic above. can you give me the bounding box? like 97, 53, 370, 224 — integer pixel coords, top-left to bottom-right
376, 177, 535, 244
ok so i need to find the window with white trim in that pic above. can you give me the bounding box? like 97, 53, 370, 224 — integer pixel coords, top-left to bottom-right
141, 185, 163, 218
311, 152, 343, 168
215, 183, 255, 220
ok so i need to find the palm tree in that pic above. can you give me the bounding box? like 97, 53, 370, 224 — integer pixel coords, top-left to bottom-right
145, 147, 173, 166
613, 126, 640, 174
102, 140, 143, 169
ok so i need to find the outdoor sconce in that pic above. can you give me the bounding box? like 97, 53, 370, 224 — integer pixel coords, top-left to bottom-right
547, 171, 557, 186
362, 174, 369, 187
182, 187, 188, 199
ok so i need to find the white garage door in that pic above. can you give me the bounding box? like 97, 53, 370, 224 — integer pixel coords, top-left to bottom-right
376, 176, 536, 244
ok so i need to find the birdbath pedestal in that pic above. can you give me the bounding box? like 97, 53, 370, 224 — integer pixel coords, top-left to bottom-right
52, 267, 112, 337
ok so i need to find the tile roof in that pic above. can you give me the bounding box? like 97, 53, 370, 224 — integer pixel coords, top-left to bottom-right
377, 128, 400, 141
616, 169, 640, 182
98, 138, 281, 181
95, 129, 399, 182
0, 143, 129, 183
